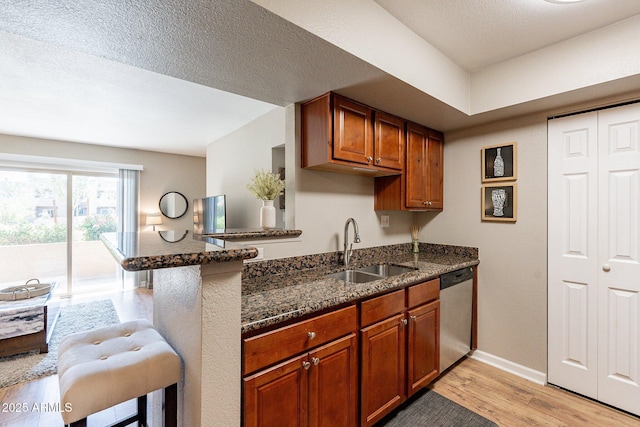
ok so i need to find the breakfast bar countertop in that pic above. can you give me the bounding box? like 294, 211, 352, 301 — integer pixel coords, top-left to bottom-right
100, 231, 258, 271
241, 244, 479, 334
203, 228, 302, 240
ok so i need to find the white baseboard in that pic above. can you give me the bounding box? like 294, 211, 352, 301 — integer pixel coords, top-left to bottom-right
469, 350, 547, 385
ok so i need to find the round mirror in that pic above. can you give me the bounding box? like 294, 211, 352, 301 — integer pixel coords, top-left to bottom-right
159, 191, 188, 219
158, 230, 189, 243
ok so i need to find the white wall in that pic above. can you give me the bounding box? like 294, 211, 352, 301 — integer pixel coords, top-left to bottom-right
250, 0, 469, 113
207, 105, 416, 260
417, 115, 549, 373
251, 1, 640, 118
0, 134, 206, 231
470, 15, 640, 114
427, 92, 640, 373
206, 107, 283, 229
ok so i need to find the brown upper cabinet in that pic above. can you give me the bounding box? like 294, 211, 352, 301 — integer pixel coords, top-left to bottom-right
301, 92, 404, 176
374, 123, 444, 211
374, 111, 405, 171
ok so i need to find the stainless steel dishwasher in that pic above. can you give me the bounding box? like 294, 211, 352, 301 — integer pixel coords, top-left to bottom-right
439, 266, 474, 373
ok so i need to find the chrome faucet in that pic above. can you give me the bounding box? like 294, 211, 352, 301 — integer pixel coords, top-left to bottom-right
343, 218, 361, 267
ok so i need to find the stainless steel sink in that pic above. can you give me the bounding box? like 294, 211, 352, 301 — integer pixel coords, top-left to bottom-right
326, 264, 416, 283
357, 263, 416, 277
326, 270, 383, 283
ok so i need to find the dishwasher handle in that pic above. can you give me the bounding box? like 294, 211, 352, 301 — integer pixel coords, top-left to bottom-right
440, 267, 474, 290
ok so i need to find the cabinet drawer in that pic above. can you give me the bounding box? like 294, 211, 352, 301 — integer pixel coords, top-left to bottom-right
407, 278, 439, 308
243, 305, 357, 375
360, 289, 405, 328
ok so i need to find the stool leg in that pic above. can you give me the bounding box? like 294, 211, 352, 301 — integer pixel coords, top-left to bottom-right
163, 383, 178, 427
138, 394, 148, 426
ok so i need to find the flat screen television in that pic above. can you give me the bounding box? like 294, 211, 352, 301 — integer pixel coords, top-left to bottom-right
193, 195, 226, 235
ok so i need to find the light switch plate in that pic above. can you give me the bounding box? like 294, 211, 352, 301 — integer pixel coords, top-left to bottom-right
381, 215, 390, 228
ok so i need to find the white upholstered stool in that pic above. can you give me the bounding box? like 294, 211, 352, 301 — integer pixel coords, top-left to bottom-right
57, 319, 181, 427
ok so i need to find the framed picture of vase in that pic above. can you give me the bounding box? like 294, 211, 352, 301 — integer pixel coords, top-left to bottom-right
481, 183, 517, 222
481, 142, 517, 182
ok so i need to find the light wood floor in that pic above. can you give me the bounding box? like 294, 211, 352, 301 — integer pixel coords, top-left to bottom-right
1, 288, 639, 426
431, 358, 639, 426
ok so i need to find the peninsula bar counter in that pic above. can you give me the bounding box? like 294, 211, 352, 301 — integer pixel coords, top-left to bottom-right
101, 231, 259, 427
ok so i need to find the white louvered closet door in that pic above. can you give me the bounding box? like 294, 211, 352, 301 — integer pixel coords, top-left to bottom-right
548, 103, 640, 416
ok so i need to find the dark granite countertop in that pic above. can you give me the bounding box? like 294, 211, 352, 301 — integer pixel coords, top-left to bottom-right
203, 228, 302, 240
101, 231, 258, 271
241, 244, 479, 334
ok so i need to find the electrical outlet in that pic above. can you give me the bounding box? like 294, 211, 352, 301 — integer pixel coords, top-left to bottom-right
381, 215, 390, 228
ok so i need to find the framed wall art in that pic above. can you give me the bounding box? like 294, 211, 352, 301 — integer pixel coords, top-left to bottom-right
482, 142, 517, 182
481, 183, 517, 222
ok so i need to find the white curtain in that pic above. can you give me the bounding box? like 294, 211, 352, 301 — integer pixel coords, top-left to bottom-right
117, 169, 140, 287
118, 169, 139, 232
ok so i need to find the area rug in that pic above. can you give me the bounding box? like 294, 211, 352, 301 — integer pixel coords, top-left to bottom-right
0, 300, 120, 388
378, 388, 498, 427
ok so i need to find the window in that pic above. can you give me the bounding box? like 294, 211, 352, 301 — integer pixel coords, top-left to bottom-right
0, 169, 121, 295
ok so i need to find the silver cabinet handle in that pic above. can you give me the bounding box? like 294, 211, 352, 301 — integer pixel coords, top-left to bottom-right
303, 360, 311, 370
307, 331, 316, 339
603, 264, 611, 272
410, 315, 417, 321
375, 157, 381, 164
401, 318, 408, 326
367, 156, 373, 163
312, 357, 320, 366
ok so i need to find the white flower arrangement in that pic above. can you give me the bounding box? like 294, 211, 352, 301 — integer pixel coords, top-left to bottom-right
247, 169, 285, 201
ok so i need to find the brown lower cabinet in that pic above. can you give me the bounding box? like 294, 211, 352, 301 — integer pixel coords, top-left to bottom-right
407, 300, 440, 395
244, 333, 358, 427
360, 279, 440, 426
242, 279, 440, 427
243, 306, 358, 427
361, 313, 407, 425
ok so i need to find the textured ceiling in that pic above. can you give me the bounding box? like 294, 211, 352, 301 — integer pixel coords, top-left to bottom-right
0, 31, 279, 158
0, 0, 383, 106
0, 0, 384, 156
0, 0, 639, 155
374, 0, 640, 72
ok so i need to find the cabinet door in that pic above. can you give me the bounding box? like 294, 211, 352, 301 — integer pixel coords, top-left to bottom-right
405, 123, 444, 210
407, 300, 440, 397
360, 313, 406, 427
374, 112, 405, 171
333, 95, 373, 165
405, 122, 429, 209
243, 354, 309, 427
308, 334, 358, 427
425, 130, 444, 210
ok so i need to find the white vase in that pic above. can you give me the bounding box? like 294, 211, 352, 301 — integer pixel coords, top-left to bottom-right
260, 200, 276, 228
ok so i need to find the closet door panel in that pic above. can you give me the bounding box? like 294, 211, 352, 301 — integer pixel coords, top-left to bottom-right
547, 112, 599, 398
597, 104, 640, 415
